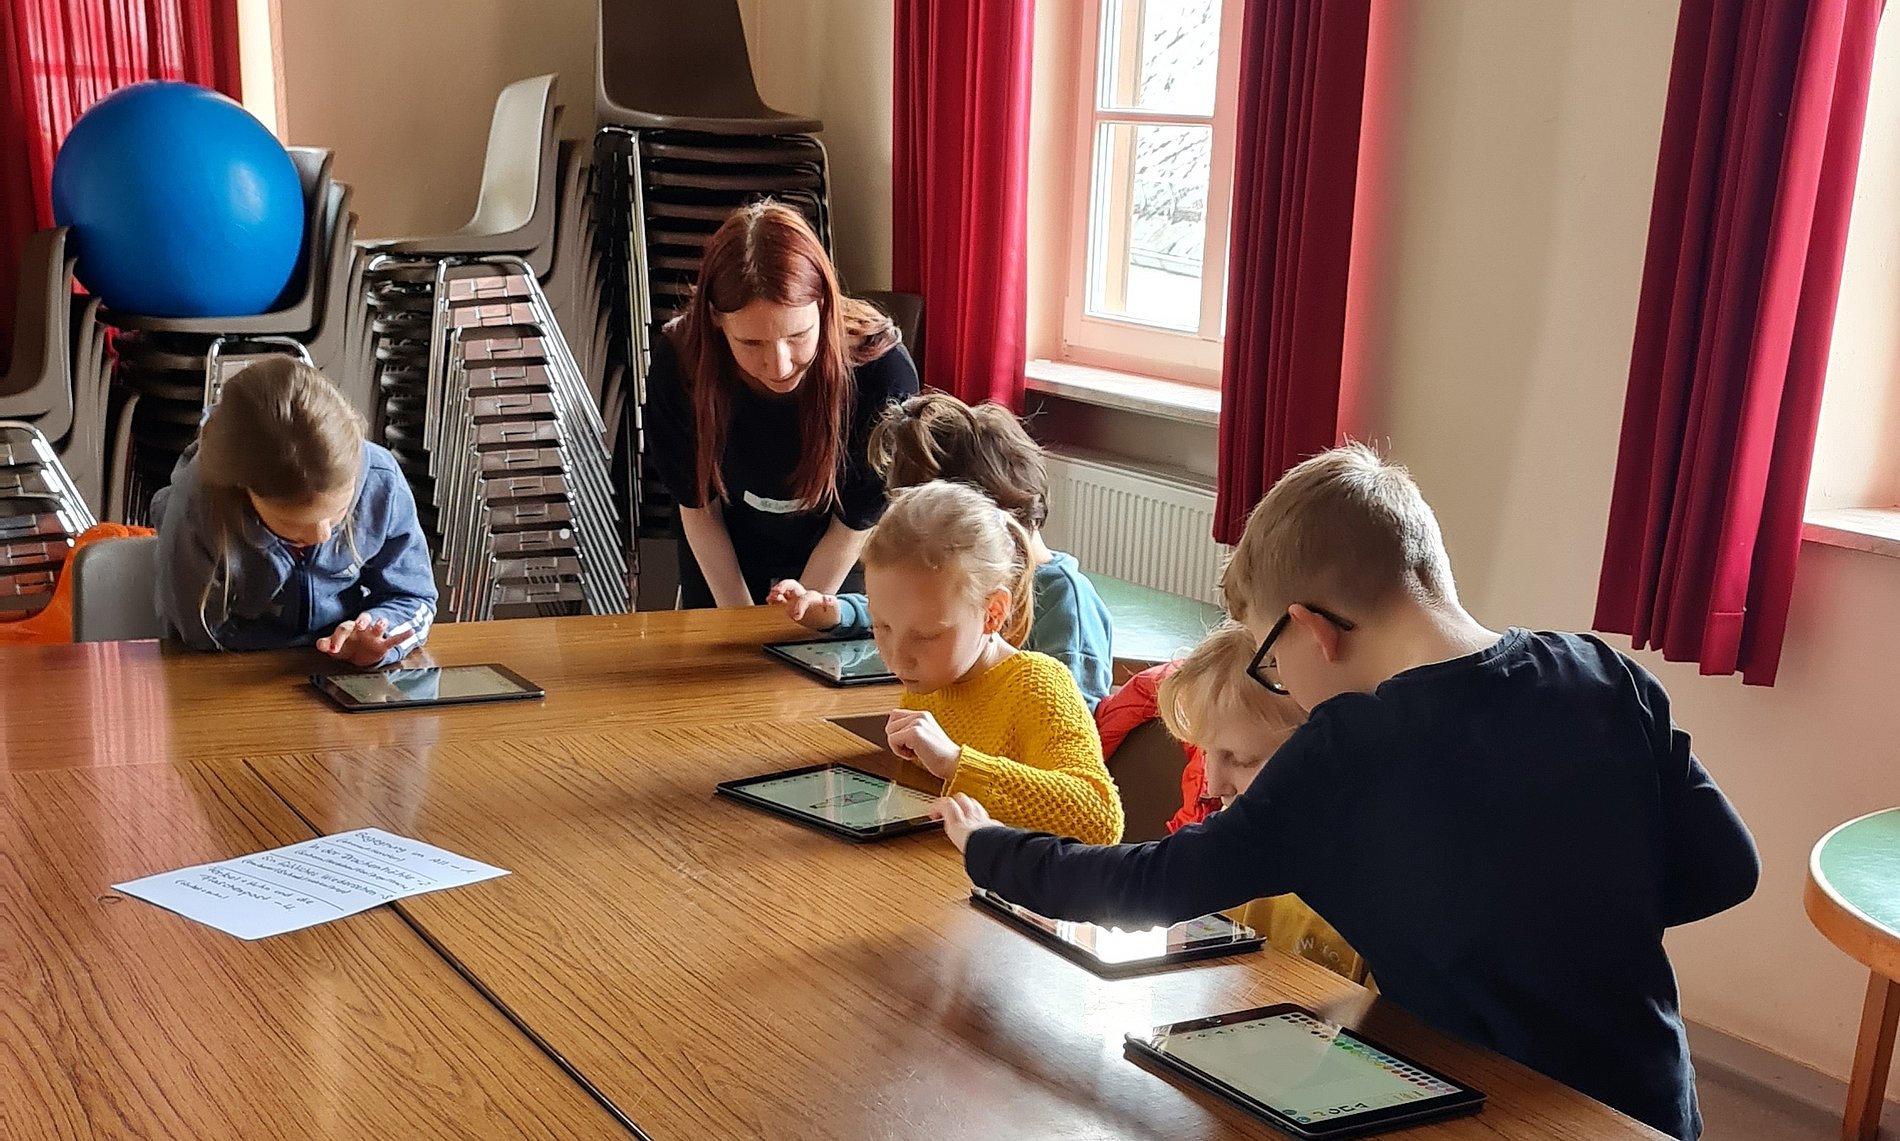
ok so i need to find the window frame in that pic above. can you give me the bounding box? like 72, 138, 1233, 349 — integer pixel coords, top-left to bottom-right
1058, 0, 1244, 389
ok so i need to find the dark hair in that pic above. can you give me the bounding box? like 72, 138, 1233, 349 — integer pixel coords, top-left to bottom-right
667, 200, 897, 509
867, 391, 1048, 531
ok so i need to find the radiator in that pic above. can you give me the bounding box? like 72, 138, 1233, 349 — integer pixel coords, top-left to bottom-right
1042, 452, 1228, 605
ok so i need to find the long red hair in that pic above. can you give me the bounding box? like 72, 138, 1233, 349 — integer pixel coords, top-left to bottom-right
668, 201, 897, 510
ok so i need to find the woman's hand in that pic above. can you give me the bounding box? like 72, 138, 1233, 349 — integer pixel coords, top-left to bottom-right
930, 793, 997, 853
766, 579, 842, 631
885, 709, 961, 780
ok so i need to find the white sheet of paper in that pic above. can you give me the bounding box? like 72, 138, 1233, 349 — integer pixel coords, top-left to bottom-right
112, 827, 510, 940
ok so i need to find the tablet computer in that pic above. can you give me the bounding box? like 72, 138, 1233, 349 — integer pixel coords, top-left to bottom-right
309, 664, 545, 713
1125, 1004, 1484, 1138
971, 889, 1265, 978
714, 763, 940, 842
762, 636, 896, 687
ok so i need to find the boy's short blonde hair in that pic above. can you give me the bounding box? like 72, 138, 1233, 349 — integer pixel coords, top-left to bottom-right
1220, 443, 1455, 623
1158, 621, 1305, 745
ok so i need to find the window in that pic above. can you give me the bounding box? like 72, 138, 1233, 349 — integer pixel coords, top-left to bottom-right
1060, 0, 1242, 387
1805, 10, 1900, 555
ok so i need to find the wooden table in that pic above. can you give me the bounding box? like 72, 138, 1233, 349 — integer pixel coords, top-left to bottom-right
1806, 808, 1900, 1141
250, 717, 1665, 1140
0, 609, 891, 769
3, 609, 1668, 1139
0, 760, 630, 1139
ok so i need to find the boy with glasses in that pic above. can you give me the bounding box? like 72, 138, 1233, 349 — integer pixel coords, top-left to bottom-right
930, 443, 1759, 1141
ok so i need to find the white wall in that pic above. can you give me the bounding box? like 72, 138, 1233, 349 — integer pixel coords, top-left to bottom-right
1353, 0, 1900, 1086
740, 0, 895, 293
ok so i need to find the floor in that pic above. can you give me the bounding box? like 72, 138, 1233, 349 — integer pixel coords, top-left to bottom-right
1698, 1065, 1867, 1140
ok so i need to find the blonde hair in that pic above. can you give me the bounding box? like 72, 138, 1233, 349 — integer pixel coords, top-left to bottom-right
862, 480, 1036, 646
1221, 442, 1455, 623
1157, 621, 1305, 745
195, 357, 366, 637
867, 392, 1049, 530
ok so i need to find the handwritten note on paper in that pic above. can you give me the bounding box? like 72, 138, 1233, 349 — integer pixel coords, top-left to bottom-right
112, 828, 509, 940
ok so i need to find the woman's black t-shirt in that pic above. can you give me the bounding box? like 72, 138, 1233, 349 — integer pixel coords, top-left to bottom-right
645, 333, 920, 533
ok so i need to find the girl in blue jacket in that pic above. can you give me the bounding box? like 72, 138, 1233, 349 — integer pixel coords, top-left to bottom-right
153, 358, 437, 668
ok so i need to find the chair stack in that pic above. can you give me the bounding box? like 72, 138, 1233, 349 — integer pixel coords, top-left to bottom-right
366, 73, 634, 615
0, 229, 112, 522
592, 0, 833, 542
421, 261, 629, 620
102, 146, 370, 525
0, 421, 97, 618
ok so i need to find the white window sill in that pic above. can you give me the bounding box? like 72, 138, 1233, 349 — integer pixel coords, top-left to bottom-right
1803, 508, 1900, 559
1024, 359, 1220, 428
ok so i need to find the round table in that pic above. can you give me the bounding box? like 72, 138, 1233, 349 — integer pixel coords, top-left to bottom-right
1806, 808, 1900, 1141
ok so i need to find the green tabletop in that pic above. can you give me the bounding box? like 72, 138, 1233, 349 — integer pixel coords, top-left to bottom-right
1085, 571, 1224, 665
1814, 808, 1900, 934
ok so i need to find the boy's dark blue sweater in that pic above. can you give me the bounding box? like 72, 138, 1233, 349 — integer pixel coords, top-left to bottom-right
965, 629, 1759, 1140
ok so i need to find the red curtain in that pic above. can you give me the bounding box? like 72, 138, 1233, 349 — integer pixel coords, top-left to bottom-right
1594, 0, 1883, 686
1212, 0, 1372, 544
892, 0, 1035, 408
0, 0, 241, 355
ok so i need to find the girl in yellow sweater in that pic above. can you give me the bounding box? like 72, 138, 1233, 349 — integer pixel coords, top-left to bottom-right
868, 481, 1123, 845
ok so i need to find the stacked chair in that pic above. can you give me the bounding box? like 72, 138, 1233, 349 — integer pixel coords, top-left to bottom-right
101, 146, 370, 525
0, 228, 111, 520
0, 422, 97, 618
592, 0, 834, 543
361, 73, 626, 619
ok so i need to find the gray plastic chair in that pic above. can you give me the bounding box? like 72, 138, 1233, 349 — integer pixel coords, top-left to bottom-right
366, 75, 559, 258
596, 0, 823, 135
71, 535, 164, 642
0, 227, 75, 440
1105, 718, 1194, 843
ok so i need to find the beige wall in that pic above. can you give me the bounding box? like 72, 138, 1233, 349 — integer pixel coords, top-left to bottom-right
1354, 0, 1900, 1087
740, 0, 895, 293
274, 0, 597, 240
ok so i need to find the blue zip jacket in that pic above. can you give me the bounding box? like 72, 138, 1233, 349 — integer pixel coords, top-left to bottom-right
829, 550, 1115, 710
153, 440, 437, 667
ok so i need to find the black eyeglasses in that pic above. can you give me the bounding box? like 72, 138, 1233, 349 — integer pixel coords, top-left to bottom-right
1248, 606, 1356, 695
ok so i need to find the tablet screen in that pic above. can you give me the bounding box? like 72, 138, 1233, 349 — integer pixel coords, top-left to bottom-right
978, 891, 1254, 964
326, 665, 534, 705
1149, 1008, 1465, 1129
768, 638, 893, 682
737, 766, 936, 831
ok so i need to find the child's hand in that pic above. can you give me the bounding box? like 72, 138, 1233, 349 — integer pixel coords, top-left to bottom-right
765, 578, 841, 631
885, 709, 961, 780
316, 614, 410, 668
930, 793, 997, 853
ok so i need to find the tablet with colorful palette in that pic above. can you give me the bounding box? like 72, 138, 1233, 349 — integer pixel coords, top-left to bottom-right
1125, 1004, 1484, 1138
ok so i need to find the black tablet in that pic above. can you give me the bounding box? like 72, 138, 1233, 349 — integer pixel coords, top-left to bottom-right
763, 636, 896, 687
971, 889, 1264, 978
714, 763, 940, 842
309, 664, 546, 712
1125, 1004, 1485, 1138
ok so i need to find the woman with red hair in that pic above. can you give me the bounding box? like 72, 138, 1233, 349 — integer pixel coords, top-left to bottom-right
646, 202, 919, 607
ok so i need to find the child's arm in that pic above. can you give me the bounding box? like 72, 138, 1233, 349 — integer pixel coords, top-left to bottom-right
961, 771, 1304, 929
942, 696, 1124, 845
1024, 565, 1114, 711
764, 579, 856, 634
346, 475, 438, 668
1629, 661, 1761, 926
153, 495, 231, 651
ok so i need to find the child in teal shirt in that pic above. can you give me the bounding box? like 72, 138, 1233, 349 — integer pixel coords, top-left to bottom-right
769, 393, 1114, 709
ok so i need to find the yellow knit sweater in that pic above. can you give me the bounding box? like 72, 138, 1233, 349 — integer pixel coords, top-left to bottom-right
902, 650, 1123, 845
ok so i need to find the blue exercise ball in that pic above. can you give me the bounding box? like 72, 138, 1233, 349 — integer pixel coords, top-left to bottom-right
51, 82, 304, 318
